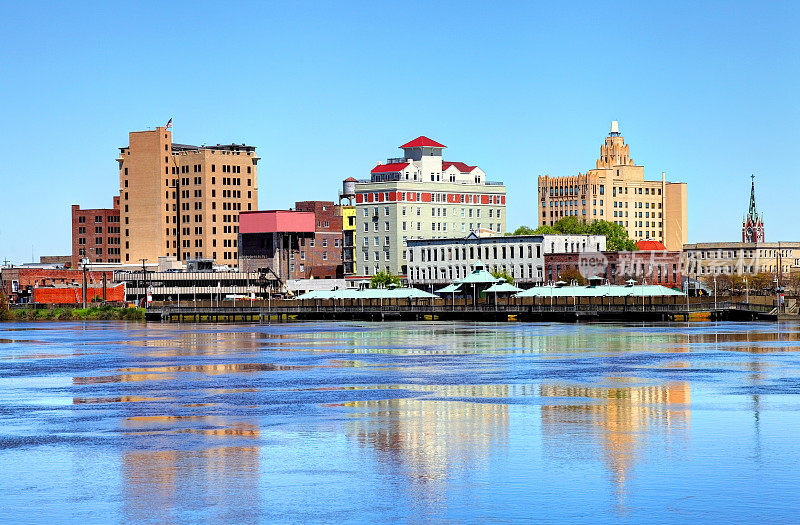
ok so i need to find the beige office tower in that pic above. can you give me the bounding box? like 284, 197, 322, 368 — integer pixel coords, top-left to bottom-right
118, 126, 258, 265
537, 122, 687, 251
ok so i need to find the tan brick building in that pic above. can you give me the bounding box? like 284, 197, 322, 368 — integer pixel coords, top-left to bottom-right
682, 242, 800, 280
538, 122, 687, 251
118, 126, 258, 265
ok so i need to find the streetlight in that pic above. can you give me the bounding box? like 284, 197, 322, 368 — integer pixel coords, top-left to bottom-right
744, 276, 749, 305
713, 274, 717, 311
80, 258, 89, 309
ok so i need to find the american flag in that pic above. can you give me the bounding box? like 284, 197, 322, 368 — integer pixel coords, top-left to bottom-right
165, 118, 172, 129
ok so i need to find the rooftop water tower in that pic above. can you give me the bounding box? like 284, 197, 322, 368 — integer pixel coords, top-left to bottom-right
340, 177, 357, 205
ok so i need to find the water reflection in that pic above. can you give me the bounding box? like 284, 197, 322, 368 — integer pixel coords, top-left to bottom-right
346, 385, 510, 514
120, 412, 261, 522
2, 321, 800, 522
540, 380, 691, 511
122, 445, 260, 522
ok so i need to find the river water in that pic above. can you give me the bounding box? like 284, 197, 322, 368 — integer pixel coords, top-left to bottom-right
1, 320, 799, 523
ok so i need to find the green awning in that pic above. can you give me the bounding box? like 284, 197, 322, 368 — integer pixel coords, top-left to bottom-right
435, 283, 463, 294
485, 282, 523, 294
515, 284, 685, 298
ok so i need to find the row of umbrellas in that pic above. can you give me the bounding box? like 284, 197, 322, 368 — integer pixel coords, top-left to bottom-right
434, 262, 685, 299
435, 261, 522, 300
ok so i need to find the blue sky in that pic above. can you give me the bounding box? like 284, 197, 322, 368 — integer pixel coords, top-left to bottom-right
1, 1, 798, 263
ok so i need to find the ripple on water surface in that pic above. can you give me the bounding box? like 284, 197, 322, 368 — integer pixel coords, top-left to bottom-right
1, 320, 800, 522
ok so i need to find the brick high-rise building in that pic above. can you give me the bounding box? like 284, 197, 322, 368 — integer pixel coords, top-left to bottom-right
353, 136, 506, 276
537, 122, 687, 251
71, 197, 121, 267
117, 126, 259, 265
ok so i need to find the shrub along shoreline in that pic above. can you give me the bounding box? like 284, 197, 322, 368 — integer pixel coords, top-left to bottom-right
2, 306, 145, 321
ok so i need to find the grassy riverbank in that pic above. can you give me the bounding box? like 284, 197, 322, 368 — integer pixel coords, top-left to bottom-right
2, 306, 145, 321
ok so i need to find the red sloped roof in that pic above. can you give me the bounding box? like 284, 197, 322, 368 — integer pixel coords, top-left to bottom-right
442, 161, 477, 173
371, 162, 409, 173
400, 136, 446, 149
637, 240, 667, 251
344, 177, 358, 182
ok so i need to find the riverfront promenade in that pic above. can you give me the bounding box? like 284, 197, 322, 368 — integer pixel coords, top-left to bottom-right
147, 300, 777, 323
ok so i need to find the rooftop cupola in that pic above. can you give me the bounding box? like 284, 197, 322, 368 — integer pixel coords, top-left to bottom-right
596, 121, 633, 169
399, 136, 445, 161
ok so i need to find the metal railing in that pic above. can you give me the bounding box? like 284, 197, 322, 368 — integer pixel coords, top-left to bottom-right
151, 300, 775, 317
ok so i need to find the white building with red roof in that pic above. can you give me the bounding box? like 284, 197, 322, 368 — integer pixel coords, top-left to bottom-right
349, 136, 506, 276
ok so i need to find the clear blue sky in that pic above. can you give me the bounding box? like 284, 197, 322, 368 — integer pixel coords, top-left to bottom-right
1, 1, 798, 263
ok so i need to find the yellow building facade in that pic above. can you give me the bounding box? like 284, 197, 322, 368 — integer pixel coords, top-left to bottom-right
538, 122, 687, 251
340, 205, 356, 274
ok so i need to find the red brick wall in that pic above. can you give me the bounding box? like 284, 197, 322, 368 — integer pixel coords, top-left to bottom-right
292, 201, 343, 279
71, 199, 121, 267
3, 268, 115, 295
544, 250, 682, 287
33, 284, 125, 304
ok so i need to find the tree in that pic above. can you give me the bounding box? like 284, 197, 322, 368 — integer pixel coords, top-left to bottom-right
0, 291, 11, 321
511, 225, 538, 236
750, 272, 776, 295
491, 270, 514, 284
704, 274, 736, 297
531, 225, 557, 234
584, 220, 638, 251
559, 267, 586, 286
526, 218, 638, 251
787, 273, 800, 295
370, 271, 400, 289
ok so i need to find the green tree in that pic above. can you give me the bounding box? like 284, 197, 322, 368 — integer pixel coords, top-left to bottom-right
511, 225, 538, 235
491, 270, 514, 284
585, 220, 638, 251
549, 216, 586, 235
370, 271, 401, 289
513, 218, 638, 251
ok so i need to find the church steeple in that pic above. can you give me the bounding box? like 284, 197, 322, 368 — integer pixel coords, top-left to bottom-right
742, 174, 765, 243
747, 174, 758, 221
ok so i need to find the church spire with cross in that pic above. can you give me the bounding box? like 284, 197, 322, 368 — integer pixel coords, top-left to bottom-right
742, 174, 765, 243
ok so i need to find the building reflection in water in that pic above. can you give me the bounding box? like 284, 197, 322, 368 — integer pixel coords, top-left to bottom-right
540, 379, 691, 512
124, 328, 295, 357
120, 416, 261, 522
345, 384, 513, 514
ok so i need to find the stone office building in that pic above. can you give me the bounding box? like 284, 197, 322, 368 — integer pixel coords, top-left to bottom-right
537, 122, 687, 251
682, 242, 800, 279
406, 233, 606, 287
